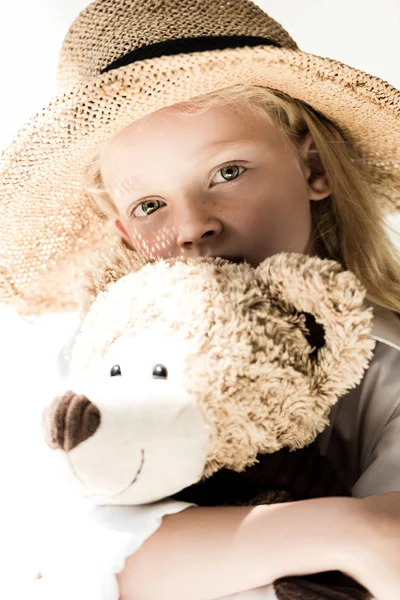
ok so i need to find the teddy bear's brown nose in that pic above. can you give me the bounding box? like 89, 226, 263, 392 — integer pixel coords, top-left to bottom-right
42, 390, 101, 452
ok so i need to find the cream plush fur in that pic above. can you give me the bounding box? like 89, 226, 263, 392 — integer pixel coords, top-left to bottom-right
42, 249, 375, 505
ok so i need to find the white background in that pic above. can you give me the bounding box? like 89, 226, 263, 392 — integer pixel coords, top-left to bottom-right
0, 0, 399, 595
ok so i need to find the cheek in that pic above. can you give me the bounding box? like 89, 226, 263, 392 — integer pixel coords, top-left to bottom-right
247, 166, 309, 220
242, 170, 312, 248
126, 220, 177, 259
270, 162, 309, 204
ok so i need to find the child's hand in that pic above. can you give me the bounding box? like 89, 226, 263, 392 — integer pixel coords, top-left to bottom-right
346, 492, 400, 600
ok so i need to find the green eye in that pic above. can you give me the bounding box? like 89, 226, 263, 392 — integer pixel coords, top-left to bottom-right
134, 199, 162, 218
214, 165, 246, 184
220, 165, 240, 180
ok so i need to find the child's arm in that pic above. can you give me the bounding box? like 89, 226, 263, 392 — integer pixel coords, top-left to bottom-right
354, 491, 400, 599
116, 496, 373, 600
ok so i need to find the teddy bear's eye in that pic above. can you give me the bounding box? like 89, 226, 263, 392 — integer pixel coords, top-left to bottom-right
110, 364, 122, 377
152, 364, 168, 379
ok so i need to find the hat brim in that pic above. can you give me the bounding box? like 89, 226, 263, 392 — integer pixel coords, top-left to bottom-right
1, 45, 399, 314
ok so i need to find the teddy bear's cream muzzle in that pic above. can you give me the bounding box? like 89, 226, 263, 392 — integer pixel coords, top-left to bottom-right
42, 378, 211, 505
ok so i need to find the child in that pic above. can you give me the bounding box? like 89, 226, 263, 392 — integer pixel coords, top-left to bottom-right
0, 0, 399, 599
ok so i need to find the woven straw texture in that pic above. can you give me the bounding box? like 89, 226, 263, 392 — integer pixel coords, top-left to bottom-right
0, 0, 399, 315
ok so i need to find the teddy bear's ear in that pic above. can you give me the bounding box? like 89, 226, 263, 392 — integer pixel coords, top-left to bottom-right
255, 252, 375, 394
256, 253, 365, 324
78, 241, 150, 314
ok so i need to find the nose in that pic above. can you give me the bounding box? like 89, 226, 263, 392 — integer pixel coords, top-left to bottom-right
42, 390, 101, 452
175, 200, 223, 252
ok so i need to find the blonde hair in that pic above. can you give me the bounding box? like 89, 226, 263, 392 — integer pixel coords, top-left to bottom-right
84, 85, 400, 314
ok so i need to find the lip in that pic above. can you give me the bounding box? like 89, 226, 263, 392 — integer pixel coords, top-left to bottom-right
208, 255, 245, 264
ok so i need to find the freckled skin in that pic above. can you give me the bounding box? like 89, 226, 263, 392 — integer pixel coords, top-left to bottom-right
100, 103, 331, 264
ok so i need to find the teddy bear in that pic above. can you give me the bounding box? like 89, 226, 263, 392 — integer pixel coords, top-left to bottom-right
39, 246, 376, 600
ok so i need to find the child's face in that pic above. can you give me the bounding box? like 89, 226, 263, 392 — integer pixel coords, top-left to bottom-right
100, 102, 330, 266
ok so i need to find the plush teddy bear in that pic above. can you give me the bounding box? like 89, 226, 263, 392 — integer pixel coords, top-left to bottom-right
40, 247, 375, 600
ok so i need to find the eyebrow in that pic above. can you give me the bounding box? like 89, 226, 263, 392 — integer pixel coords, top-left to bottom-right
205, 138, 255, 153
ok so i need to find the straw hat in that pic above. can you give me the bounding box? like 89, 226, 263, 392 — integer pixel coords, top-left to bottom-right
0, 0, 399, 315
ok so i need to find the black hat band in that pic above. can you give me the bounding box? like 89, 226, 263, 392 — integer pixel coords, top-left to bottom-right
101, 35, 279, 74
